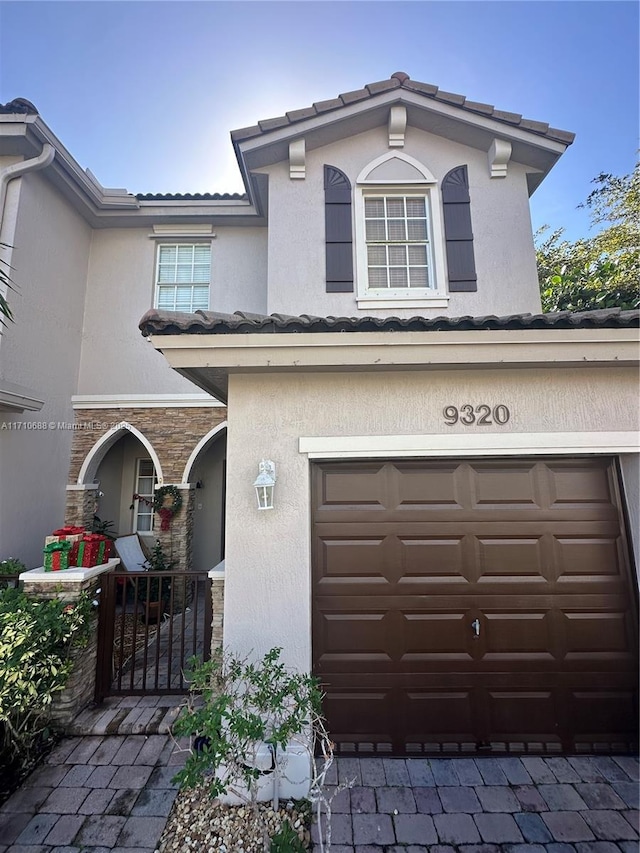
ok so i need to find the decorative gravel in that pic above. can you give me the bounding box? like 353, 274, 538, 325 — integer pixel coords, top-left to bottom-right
158, 785, 311, 852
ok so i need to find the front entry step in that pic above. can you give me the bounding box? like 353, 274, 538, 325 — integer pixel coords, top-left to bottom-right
65, 695, 183, 736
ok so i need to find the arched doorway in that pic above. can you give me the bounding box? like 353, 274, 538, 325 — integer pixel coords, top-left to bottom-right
183, 423, 227, 573
79, 425, 161, 546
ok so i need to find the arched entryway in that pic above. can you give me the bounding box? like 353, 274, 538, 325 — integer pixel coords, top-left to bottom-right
182, 422, 227, 573
78, 424, 162, 545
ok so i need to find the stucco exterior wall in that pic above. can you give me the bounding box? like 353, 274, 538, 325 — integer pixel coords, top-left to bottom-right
77, 226, 267, 395
223, 367, 639, 672
0, 170, 91, 566
260, 126, 541, 319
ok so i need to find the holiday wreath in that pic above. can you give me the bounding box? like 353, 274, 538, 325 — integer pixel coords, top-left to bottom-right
153, 485, 183, 531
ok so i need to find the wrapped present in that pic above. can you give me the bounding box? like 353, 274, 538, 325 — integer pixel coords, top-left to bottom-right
45, 526, 85, 547
75, 533, 109, 568
43, 540, 72, 572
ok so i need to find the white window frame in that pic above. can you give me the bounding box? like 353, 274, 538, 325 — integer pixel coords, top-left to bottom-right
154, 242, 211, 313
355, 152, 449, 309
133, 458, 156, 534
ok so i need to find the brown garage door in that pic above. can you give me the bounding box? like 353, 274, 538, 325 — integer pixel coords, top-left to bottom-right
312, 458, 639, 755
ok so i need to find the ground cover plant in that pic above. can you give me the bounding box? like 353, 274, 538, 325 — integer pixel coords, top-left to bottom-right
0, 588, 91, 800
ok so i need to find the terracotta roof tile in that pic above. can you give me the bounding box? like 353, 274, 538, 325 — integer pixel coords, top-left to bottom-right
140, 307, 639, 337
365, 78, 401, 95
231, 73, 574, 146
313, 97, 344, 113
0, 98, 38, 115
136, 192, 248, 201
433, 90, 467, 106
338, 87, 371, 105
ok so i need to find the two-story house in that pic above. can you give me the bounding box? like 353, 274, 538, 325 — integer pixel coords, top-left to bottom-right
1, 73, 638, 754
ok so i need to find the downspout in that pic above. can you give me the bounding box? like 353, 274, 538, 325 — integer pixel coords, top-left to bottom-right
0, 142, 55, 229
0, 143, 55, 322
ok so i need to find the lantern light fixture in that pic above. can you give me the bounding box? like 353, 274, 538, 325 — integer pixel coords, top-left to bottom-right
253, 459, 276, 510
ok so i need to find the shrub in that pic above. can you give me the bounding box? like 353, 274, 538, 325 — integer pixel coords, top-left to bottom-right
0, 589, 91, 794
0, 557, 26, 575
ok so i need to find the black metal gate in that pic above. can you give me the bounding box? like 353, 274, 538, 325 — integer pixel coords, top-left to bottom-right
95, 570, 212, 700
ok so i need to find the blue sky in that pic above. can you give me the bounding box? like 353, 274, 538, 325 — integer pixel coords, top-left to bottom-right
0, 1, 637, 241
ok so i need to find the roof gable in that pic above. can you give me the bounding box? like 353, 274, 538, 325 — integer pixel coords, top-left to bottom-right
232, 72, 574, 194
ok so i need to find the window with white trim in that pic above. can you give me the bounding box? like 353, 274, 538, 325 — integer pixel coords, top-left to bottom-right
155, 243, 211, 312
355, 152, 448, 308
134, 458, 156, 533
365, 195, 431, 290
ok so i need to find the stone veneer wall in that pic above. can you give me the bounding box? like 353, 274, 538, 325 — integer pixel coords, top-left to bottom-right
67, 407, 226, 484
65, 406, 226, 572
20, 568, 107, 728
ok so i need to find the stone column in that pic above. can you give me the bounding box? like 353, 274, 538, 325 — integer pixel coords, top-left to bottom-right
19, 559, 119, 729
65, 484, 99, 529
209, 562, 225, 657
154, 484, 194, 572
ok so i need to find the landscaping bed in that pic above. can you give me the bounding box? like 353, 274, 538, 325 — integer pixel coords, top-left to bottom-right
158, 786, 311, 852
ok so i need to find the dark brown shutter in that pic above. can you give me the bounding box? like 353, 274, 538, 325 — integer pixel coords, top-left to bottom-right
324, 165, 353, 293
442, 165, 477, 292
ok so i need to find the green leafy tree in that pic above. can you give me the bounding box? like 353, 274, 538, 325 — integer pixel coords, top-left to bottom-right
537, 162, 640, 312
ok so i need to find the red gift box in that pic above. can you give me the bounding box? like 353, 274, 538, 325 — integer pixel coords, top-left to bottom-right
75, 534, 107, 568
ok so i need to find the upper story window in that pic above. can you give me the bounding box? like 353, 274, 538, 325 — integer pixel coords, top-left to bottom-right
155, 244, 211, 312
355, 153, 448, 309
365, 195, 431, 290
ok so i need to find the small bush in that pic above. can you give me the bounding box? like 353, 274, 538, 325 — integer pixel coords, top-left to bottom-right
0, 589, 91, 795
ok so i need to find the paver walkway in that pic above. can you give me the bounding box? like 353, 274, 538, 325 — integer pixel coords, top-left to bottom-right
0, 732, 187, 853
1, 741, 638, 852
313, 755, 640, 852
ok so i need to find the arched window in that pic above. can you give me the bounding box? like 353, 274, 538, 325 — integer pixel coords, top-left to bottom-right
354, 152, 449, 309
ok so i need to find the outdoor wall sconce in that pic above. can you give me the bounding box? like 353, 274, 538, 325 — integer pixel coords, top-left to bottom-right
253, 459, 276, 510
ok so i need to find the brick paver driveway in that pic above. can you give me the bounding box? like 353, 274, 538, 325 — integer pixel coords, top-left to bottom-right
312, 755, 639, 852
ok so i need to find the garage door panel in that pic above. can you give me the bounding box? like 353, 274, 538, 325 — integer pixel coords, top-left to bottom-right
316, 462, 388, 510
398, 536, 467, 581
487, 690, 558, 736
405, 690, 475, 739
548, 462, 613, 507
395, 462, 463, 510
570, 690, 639, 736
322, 689, 395, 742
476, 536, 546, 580
554, 536, 624, 580
401, 612, 473, 661
317, 535, 388, 581
563, 612, 634, 655
470, 463, 542, 508
482, 612, 555, 660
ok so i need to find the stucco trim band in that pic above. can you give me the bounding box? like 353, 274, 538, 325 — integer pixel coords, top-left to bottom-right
299, 431, 640, 459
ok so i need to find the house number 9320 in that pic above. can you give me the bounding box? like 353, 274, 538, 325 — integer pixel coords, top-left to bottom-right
443, 404, 510, 426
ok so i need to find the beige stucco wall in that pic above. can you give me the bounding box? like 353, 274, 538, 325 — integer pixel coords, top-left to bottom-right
0, 170, 91, 566
260, 125, 541, 319
77, 226, 267, 394
223, 366, 639, 671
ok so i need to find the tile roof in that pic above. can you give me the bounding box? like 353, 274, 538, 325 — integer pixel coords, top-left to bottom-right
140, 307, 639, 337
231, 71, 575, 146
0, 98, 38, 115
135, 191, 248, 201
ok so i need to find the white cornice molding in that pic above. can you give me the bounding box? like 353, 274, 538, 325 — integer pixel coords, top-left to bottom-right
299, 431, 640, 459
488, 138, 512, 178
150, 224, 215, 240
289, 139, 305, 179
72, 394, 224, 409
388, 105, 407, 147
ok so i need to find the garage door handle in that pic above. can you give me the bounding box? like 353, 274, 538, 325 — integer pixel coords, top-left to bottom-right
471, 618, 481, 637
